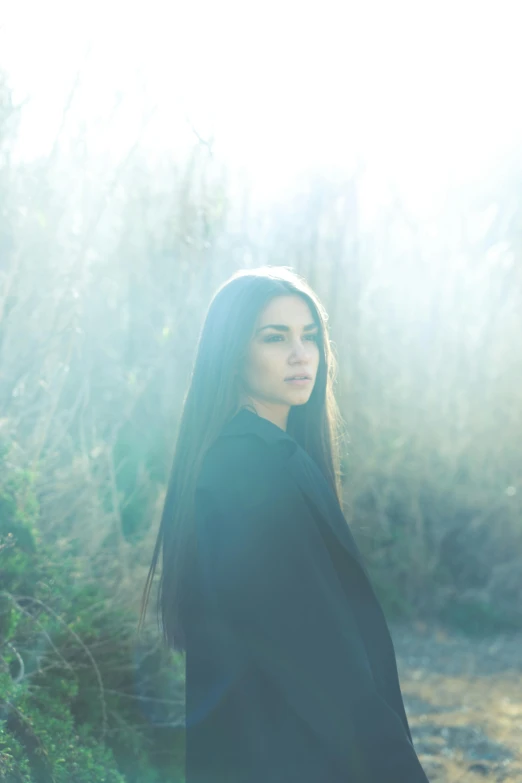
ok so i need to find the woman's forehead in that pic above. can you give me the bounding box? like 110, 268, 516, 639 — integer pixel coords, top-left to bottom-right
257, 295, 315, 325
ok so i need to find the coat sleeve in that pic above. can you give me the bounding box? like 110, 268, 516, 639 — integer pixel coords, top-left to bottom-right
196, 436, 429, 783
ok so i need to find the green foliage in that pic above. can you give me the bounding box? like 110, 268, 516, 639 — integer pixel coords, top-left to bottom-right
0, 718, 33, 783
438, 595, 522, 638
111, 419, 163, 543
1, 678, 126, 783
0, 440, 184, 782
368, 566, 415, 622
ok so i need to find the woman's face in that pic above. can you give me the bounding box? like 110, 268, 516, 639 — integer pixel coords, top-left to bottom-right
237, 294, 321, 429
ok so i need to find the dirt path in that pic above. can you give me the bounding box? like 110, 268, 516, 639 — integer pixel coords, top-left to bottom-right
389, 620, 522, 782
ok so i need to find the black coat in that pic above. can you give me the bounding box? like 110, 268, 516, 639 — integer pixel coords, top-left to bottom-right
182, 408, 430, 782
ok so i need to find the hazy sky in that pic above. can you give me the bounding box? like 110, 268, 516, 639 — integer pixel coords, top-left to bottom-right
2, 0, 522, 213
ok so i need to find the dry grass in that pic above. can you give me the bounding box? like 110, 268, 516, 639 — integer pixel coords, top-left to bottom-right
393, 622, 522, 782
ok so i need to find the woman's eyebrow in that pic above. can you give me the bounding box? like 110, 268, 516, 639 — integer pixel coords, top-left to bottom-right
256, 323, 318, 334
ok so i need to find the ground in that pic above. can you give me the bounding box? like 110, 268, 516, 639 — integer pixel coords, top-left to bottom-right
390, 620, 522, 782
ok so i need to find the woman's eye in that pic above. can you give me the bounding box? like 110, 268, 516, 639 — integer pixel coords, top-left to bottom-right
264, 334, 318, 343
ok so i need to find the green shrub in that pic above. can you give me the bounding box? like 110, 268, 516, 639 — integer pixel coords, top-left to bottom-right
0, 440, 182, 782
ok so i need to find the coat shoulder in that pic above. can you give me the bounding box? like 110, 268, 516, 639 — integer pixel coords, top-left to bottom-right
197, 433, 293, 506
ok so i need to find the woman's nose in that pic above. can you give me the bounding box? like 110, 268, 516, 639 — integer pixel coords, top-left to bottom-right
290, 341, 309, 358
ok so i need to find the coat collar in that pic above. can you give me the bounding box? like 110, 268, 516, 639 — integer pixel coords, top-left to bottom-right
220, 408, 296, 451
220, 407, 371, 578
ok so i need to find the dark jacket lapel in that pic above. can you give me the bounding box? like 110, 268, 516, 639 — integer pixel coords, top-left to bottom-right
284, 446, 372, 578
218, 409, 370, 579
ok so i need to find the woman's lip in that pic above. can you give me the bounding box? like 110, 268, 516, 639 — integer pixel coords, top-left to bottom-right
285, 377, 312, 383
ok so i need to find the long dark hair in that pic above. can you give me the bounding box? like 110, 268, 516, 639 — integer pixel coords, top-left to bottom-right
137, 265, 347, 652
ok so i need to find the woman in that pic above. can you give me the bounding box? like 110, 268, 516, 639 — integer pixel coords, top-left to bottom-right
139, 266, 430, 782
